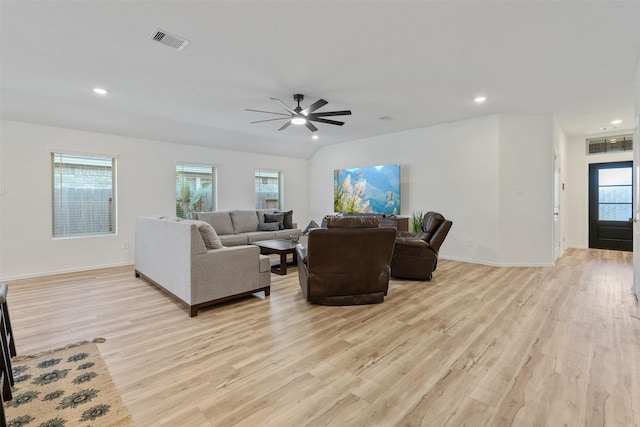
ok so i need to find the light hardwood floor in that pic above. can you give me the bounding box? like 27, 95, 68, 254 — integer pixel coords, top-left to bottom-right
6, 248, 640, 426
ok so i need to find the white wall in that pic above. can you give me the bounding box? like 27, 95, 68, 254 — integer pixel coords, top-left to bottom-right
0, 120, 310, 279
564, 132, 633, 249
309, 114, 555, 266
636, 56, 640, 114
498, 115, 554, 265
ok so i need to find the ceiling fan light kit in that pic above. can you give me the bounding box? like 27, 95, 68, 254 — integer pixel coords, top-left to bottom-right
246, 94, 352, 133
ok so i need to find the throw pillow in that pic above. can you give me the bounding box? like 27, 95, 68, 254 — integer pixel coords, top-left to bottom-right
187, 220, 223, 249
258, 222, 280, 231
264, 213, 285, 230
303, 220, 320, 234
276, 210, 294, 229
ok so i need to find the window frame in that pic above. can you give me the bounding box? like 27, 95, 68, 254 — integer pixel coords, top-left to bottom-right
176, 162, 217, 218
255, 169, 283, 210
586, 134, 633, 154
51, 151, 117, 239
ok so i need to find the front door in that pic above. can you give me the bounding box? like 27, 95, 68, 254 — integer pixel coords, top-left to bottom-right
589, 161, 633, 251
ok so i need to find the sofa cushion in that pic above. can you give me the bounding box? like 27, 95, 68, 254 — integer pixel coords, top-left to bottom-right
276, 210, 294, 229
264, 213, 285, 230
247, 232, 277, 242
258, 222, 280, 231
274, 229, 302, 240
190, 220, 223, 250
218, 234, 249, 247
196, 212, 235, 235
230, 210, 260, 233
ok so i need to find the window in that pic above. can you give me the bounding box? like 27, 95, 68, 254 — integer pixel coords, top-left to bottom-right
176, 164, 216, 218
51, 152, 116, 238
255, 170, 282, 210
598, 167, 632, 221
587, 134, 633, 154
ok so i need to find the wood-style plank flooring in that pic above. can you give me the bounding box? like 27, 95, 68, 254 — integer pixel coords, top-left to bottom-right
6, 248, 640, 426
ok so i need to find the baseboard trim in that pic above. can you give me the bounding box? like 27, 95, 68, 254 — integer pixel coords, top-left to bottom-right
0, 262, 133, 282
439, 255, 555, 268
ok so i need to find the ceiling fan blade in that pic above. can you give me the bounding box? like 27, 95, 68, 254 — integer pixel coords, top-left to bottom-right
301, 99, 328, 116
309, 117, 345, 126
270, 98, 297, 115
278, 121, 292, 131
250, 117, 290, 124
305, 121, 318, 132
245, 108, 290, 116
308, 110, 352, 117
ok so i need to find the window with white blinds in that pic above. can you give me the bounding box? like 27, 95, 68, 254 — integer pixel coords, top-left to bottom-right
255, 169, 283, 210
176, 164, 216, 218
51, 152, 116, 238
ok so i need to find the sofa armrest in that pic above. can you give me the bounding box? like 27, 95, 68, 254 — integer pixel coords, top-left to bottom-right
191, 245, 262, 303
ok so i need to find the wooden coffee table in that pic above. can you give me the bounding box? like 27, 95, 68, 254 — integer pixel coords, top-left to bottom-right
252, 239, 298, 275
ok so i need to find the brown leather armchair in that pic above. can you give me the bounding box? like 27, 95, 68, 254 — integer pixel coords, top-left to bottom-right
296, 216, 397, 305
391, 211, 452, 280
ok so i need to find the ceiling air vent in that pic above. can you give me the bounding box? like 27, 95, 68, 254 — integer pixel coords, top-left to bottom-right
149, 29, 190, 51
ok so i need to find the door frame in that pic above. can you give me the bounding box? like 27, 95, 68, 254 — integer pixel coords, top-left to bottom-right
588, 161, 634, 251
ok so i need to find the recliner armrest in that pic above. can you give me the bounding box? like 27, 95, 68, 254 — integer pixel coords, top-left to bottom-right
295, 244, 307, 264
395, 236, 432, 250
397, 231, 415, 238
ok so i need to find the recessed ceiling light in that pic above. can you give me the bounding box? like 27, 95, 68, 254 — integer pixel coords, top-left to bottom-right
379, 116, 392, 121
611, 119, 622, 125
474, 96, 486, 103
312, 135, 319, 140
93, 88, 108, 95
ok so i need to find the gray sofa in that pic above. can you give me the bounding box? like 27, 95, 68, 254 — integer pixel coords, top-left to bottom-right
135, 216, 271, 317
190, 209, 302, 246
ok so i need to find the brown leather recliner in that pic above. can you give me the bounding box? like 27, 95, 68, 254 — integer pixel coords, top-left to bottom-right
296, 216, 397, 305
391, 211, 452, 280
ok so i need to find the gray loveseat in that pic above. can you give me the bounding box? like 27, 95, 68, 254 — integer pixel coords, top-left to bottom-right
190, 209, 302, 246
135, 216, 271, 317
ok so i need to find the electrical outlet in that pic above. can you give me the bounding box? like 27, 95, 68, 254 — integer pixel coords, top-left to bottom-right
467, 239, 474, 248
122, 241, 129, 250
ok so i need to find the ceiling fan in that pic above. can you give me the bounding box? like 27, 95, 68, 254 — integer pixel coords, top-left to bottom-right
245, 94, 352, 132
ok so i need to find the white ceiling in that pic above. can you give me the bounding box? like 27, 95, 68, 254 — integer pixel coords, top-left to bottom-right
2, 1, 640, 159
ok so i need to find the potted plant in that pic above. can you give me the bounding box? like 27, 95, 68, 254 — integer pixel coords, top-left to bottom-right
410, 210, 424, 234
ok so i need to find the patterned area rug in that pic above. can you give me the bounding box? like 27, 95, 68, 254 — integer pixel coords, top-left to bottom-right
6, 339, 133, 427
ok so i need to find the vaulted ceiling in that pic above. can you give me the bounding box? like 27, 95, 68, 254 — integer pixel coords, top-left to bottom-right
2, 1, 640, 159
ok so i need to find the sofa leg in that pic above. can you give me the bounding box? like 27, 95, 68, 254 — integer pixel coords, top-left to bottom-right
189, 306, 198, 317
134, 270, 140, 278
264, 287, 271, 297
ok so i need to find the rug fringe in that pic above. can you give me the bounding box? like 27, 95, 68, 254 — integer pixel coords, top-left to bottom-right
11, 337, 107, 362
